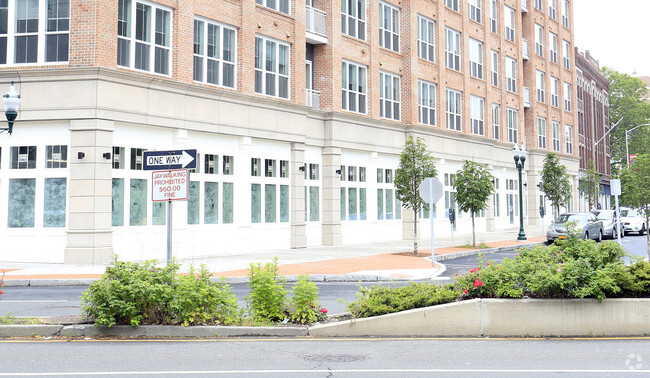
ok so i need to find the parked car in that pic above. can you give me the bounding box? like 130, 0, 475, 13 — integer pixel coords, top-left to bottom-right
621, 208, 647, 235
547, 212, 604, 243
591, 209, 624, 239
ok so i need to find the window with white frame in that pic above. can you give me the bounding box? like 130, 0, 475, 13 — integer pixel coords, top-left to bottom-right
377, 167, 400, 221
445, 0, 459, 12
507, 108, 518, 143
255, 0, 289, 14
45, 145, 67, 168
562, 0, 569, 27
536, 70, 545, 102
342, 60, 367, 114
418, 80, 436, 126
341, 0, 366, 40
565, 124, 573, 154
117, 0, 171, 75
552, 121, 561, 151
340, 165, 367, 221
491, 50, 499, 86
562, 39, 571, 69
469, 0, 482, 23
551, 76, 559, 107
537, 117, 547, 149
506, 56, 517, 92
504, 5, 515, 42
471, 95, 485, 136
193, 18, 236, 88
417, 15, 435, 62
489, 0, 497, 33
0, 0, 71, 65
564, 82, 572, 111
446, 88, 462, 131
379, 1, 399, 52
492, 103, 500, 140
254, 35, 290, 99
534, 23, 544, 56
10, 145, 36, 169
250, 157, 290, 224
445, 27, 461, 71
534, 0, 543, 11
380, 71, 400, 121
549, 0, 557, 19
549, 31, 558, 63
469, 38, 483, 79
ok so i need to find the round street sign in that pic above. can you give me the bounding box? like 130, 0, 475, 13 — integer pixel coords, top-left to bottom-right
418, 177, 443, 204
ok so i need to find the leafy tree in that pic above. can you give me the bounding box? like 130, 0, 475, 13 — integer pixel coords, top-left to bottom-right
395, 135, 437, 255
579, 160, 600, 210
452, 160, 494, 247
539, 153, 572, 217
620, 154, 650, 253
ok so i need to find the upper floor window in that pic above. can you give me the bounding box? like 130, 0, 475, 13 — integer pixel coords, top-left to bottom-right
534, 24, 544, 56
549, 0, 557, 20
506, 56, 517, 92
562, 39, 571, 69
564, 82, 572, 111
489, 0, 497, 33
534, 0, 543, 11
537, 117, 547, 149
380, 71, 400, 121
418, 80, 436, 126
255, 0, 289, 15
469, 38, 483, 80
417, 15, 435, 62
193, 18, 236, 88
379, 1, 399, 52
469, 0, 482, 23
504, 5, 515, 42
445, 27, 461, 71
492, 103, 500, 140
549, 31, 558, 63
470, 95, 485, 136
565, 125, 573, 154
0, 0, 70, 65
445, 0, 459, 12
342, 60, 367, 114
491, 50, 499, 86
342, 0, 366, 41
117, 0, 171, 75
536, 70, 546, 102
255, 35, 290, 99
507, 108, 518, 143
552, 121, 561, 152
551, 76, 559, 107
562, 0, 570, 27
446, 88, 462, 131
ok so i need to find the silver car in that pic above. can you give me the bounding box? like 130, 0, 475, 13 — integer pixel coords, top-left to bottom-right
592, 209, 624, 239
547, 212, 604, 243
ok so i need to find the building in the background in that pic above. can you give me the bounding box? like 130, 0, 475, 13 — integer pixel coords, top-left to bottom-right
575, 49, 611, 210
0, 0, 580, 265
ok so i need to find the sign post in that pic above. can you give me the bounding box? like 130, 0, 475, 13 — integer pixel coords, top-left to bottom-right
611, 179, 622, 245
418, 177, 443, 265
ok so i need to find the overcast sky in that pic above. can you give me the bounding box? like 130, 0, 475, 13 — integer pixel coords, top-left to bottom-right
573, 0, 650, 77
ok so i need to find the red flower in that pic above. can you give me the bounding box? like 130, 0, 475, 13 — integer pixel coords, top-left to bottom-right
474, 279, 483, 287
320, 308, 328, 314
463, 289, 468, 294
0, 291, 3, 295
487, 263, 491, 266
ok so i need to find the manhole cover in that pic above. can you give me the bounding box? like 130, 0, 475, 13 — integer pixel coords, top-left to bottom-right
304, 354, 366, 363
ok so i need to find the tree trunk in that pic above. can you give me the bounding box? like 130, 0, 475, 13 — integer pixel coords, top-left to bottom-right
413, 208, 418, 255
472, 211, 476, 247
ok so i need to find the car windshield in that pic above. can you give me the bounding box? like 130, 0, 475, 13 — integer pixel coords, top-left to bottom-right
556, 214, 587, 225
621, 210, 638, 217
596, 211, 614, 220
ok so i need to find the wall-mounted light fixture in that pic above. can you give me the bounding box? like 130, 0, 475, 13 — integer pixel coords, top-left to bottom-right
78, 152, 85, 159
299, 165, 305, 172
335, 169, 342, 175
103, 152, 111, 160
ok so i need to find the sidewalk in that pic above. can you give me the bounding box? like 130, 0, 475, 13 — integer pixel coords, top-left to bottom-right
0, 227, 546, 285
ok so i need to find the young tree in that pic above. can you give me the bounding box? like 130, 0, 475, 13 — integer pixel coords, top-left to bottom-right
395, 135, 437, 255
452, 160, 494, 247
620, 154, 650, 253
579, 160, 600, 210
539, 153, 572, 217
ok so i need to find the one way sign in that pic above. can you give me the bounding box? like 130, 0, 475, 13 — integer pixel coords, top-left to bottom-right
143, 149, 197, 170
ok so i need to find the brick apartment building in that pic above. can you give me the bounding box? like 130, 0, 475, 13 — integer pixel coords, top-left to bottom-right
0, 0, 580, 265
575, 49, 610, 211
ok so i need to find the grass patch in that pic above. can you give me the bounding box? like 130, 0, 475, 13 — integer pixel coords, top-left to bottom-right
0, 313, 42, 325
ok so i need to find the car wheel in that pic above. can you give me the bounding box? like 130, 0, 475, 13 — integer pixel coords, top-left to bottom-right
642, 225, 647, 236
584, 231, 589, 240
597, 231, 603, 242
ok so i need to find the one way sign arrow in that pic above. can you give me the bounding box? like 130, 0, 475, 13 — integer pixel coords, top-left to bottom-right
143, 149, 197, 170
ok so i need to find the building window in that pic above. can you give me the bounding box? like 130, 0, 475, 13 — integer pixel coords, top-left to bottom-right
469, 38, 483, 80
552, 121, 561, 152
489, 0, 497, 33
255, 36, 290, 99
280, 160, 289, 178
112, 178, 124, 226
445, 27, 461, 71
204, 154, 218, 174
506, 56, 517, 92
45, 145, 67, 168
341, 0, 366, 40
445, 0, 459, 12
507, 108, 518, 143
446, 88, 462, 131
564, 82, 572, 111
117, 0, 171, 75
10, 145, 36, 169
417, 15, 435, 62
551, 76, 559, 107
534, 24, 544, 56
255, 0, 289, 14
379, 1, 399, 52
380, 71, 400, 121
537, 117, 547, 149
204, 181, 218, 224
504, 5, 515, 42
549, 32, 558, 63
112, 147, 125, 169
193, 18, 236, 88
265, 159, 276, 177
188, 181, 200, 224
534, 0, 543, 11
418, 80, 436, 126
562, 0, 570, 27
492, 103, 500, 140
471, 95, 485, 136
562, 40, 571, 70
222, 155, 234, 175
223, 182, 234, 223
491, 50, 499, 86
342, 60, 367, 114
536, 70, 545, 103
130, 148, 146, 170
251, 158, 261, 176
129, 178, 147, 226
565, 125, 573, 154
469, 0, 482, 23
8, 178, 35, 227
549, 0, 557, 20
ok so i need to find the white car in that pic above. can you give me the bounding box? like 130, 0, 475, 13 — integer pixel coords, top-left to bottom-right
621, 208, 647, 236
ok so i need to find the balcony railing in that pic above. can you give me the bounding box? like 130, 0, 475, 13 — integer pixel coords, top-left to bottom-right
522, 38, 529, 60
306, 6, 327, 37
306, 89, 321, 110
524, 87, 531, 108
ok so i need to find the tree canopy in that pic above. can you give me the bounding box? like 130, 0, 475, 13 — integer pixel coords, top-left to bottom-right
452, 160, 494, 247
619, 154, 650, 251
578, 160, 600, 210
540, 153, 572, 217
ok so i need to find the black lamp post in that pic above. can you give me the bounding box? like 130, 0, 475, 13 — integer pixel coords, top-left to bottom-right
2, 81, 21, 135
512, 143, 528, 241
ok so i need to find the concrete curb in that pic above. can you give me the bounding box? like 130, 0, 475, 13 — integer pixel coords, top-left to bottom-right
434, 241, 545, 261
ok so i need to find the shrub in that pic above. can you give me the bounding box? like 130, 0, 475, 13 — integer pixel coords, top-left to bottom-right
246, 258, 287, 323
289, 275, 327, 324
347, 283, 459, 318
620, 261, 650, 297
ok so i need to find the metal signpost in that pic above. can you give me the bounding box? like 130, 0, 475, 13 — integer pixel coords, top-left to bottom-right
418, 177, 443, 266
611, 179, 622, 245
144, 150, 196, 265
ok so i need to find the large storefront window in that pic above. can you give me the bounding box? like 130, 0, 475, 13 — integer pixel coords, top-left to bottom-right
204, 181, 218, 224
188, 181, 200, 224
43, 177, 66, 227
8, 178, 35, 227
112, 178, 124, 226
129, 178, 147, 225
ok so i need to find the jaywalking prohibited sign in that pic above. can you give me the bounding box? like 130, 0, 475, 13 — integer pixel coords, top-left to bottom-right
152, 169, 189, 201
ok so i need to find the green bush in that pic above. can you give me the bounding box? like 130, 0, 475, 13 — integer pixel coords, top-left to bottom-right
620, 261, 650, 297
289, 275, 327, 324
246, 258, 287, 323
347, 283, 459, 318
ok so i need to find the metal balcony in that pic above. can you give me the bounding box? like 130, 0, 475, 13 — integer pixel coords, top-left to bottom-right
306, 6, 328, 44
306, 89, 321, 110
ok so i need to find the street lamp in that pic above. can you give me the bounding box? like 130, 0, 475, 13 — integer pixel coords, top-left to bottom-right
512, 143, 527, 241
1, 81, 21, 135
625, 123, 650, 168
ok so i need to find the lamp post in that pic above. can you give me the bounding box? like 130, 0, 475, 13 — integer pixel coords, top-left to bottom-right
1, 81, 21, 135
625, 123, 650, 168
512, 143, 527, 241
